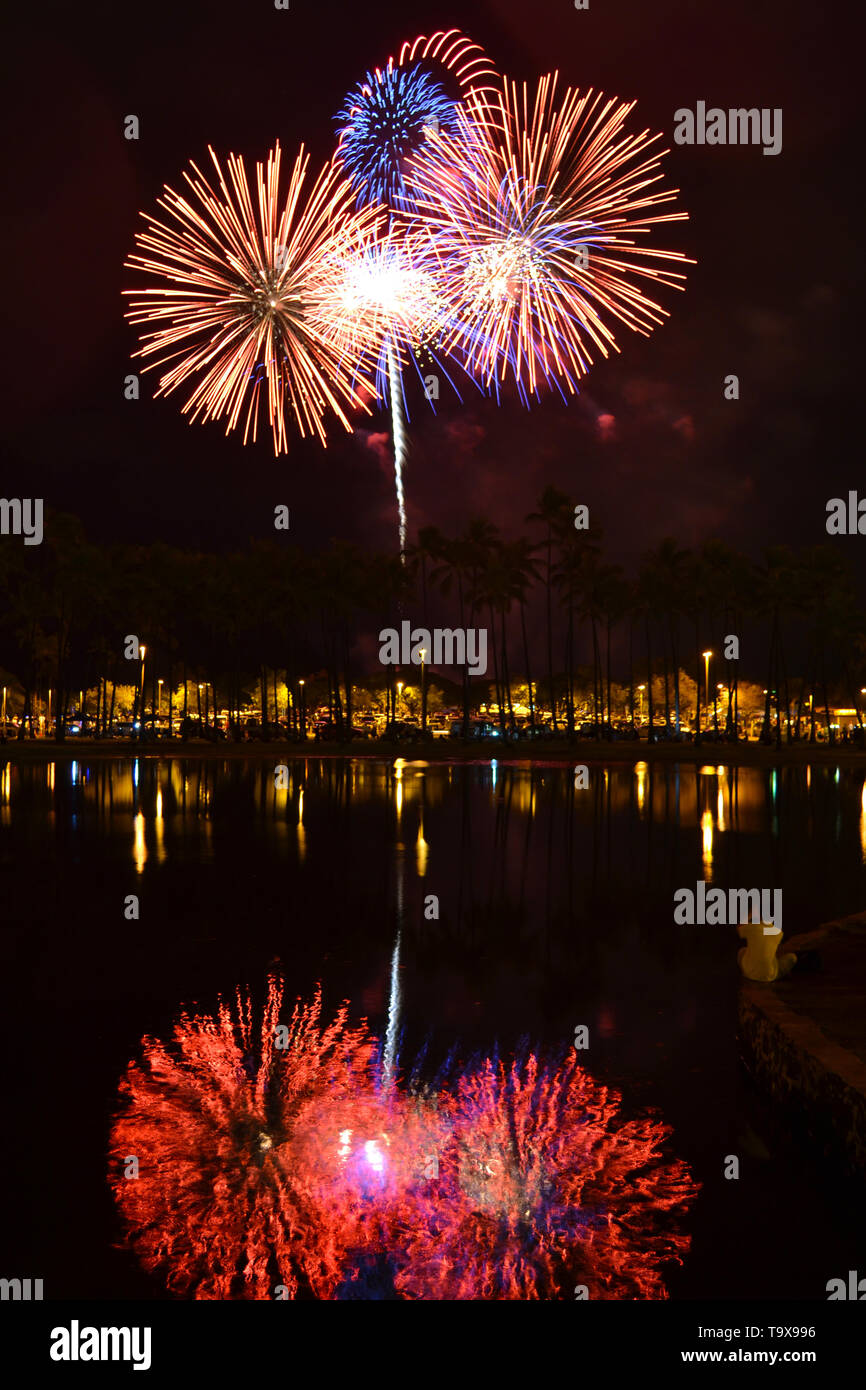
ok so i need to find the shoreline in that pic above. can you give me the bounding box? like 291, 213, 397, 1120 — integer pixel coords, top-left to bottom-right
2, 738, 865, 768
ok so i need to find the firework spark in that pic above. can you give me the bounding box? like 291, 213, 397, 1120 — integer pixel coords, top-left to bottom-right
124, 143, 387, 453
403, 73, 693, 402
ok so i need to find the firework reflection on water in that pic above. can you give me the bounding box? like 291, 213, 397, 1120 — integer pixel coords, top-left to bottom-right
110, 976, 698, 1299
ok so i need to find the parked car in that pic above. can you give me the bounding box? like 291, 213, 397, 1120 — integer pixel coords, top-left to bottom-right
382, 720, 427, 743
313, 720, 339, 741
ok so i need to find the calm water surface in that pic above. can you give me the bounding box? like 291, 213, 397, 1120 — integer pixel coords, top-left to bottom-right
2, 756, 865, 1298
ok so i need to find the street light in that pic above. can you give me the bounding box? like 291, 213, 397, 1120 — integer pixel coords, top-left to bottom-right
397, 680, 404, 720
419, 650, 427, 734
158, 678, 164, 716
702, 651, 712, 731
637, 684, 646, 724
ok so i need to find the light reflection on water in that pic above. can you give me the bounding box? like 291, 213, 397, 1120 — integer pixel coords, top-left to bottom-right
3, 754, 866, 1299
1, 756, 864, 931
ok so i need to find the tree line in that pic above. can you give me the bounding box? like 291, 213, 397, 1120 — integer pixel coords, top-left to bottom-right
0, 490, 863, 743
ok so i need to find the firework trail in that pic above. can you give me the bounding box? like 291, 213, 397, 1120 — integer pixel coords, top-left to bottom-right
124, 143, 387, 453
334, 31, 497, 557
403, 73, 693, 403
386, 346, 408, 555
110, 982, 698, 1299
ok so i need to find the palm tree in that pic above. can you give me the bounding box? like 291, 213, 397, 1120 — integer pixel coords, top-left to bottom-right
405, 526, 446, 631
503, 538, 541, 726
527, 486, 572, 727
642, 539, 689, 734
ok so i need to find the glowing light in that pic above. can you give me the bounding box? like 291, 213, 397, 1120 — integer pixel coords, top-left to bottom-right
701, 809, 713, 879
155, 786, 166, 863
133, 811, 147, 875
364, 1139, 386, 1174
635, 760, 647, 813
415, 821, 429, 876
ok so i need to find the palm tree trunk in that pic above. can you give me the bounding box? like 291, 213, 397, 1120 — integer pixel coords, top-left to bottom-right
645, 615, 655, 740
520, 601, 535, 725
546, 530, 556, 728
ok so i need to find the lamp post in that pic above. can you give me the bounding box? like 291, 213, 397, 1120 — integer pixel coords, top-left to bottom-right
139, 646, 146, 740
158, 678, 163, 718
637, 684, 645, 726
420, 649, 427, 734
397, 680, 404, 720
702, 651, 712, 732
299, 680, 306, 740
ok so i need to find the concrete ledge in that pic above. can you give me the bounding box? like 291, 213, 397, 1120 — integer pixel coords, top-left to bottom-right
737, 915, 866, 1177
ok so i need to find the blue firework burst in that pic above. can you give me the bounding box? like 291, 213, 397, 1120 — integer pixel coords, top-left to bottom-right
336, 62, 461, 209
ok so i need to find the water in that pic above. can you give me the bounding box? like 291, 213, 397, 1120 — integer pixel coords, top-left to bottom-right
1, 756, 864, 1298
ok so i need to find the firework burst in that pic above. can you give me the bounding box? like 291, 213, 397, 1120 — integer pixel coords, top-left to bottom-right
393, 1053, 699, 1300
403, 73, 693, 402
335, 29, 497, 209
124, 143, 387, 453
110, 981, 698, 1300
109, 977, 386, 1298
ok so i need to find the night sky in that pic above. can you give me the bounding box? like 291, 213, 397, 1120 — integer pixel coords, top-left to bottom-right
1, 0, 859, 576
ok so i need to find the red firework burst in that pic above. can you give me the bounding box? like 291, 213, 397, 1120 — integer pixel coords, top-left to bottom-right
110, 985, 698, 1300
109, 977, 387, 1298
392, 1055, 699, 1300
